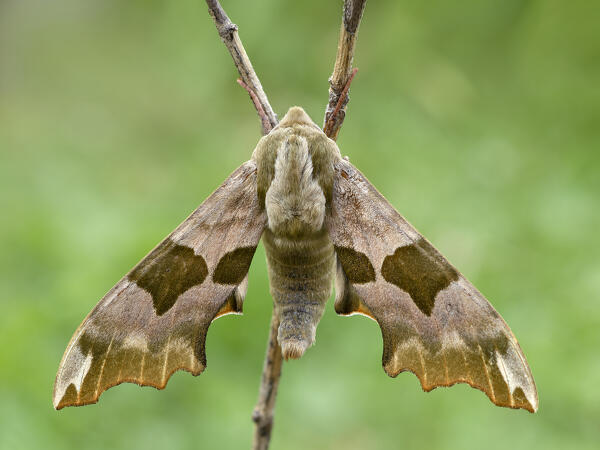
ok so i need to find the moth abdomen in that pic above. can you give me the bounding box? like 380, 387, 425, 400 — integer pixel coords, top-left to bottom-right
263, 230, 335, 360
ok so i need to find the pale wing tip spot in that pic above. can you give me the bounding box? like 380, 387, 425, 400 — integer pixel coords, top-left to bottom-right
52, 393, 62, 410
528, 395, 539, 413
53, 345, 93, 410
494, 348, 539, 413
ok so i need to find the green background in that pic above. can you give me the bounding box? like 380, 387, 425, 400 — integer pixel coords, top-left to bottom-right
1, 0, 598, 449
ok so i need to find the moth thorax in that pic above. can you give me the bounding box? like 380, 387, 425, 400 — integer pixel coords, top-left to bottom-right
265, 135, 326, 237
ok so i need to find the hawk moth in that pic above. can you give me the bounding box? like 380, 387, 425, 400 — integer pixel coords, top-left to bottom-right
54, 106, 538, 413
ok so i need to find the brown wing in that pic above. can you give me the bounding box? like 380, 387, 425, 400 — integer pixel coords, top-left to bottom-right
53, 161, 266, 409
327, 159, 538, 412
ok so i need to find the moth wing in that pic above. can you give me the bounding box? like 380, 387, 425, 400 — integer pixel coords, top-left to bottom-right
54, 161, 266, 409
327, 159, 538, 412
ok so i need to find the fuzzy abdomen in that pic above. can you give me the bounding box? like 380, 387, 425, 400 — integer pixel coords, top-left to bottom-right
263, 229, 335, 359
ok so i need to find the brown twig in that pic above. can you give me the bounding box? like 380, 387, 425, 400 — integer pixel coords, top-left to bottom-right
237, 78, 273, 135
323, 67, 358, 137
323, 0, 367, 141
251, 313, 283, 450
206, 0, 278, 135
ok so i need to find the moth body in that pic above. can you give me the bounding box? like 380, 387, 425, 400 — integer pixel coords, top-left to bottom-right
254, 107, 340, 359
262, 230, 334, 359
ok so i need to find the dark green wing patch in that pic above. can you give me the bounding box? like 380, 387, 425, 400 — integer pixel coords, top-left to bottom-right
212, 246, 257, 284
129, 239, 208, 315
381, 238, 459, 316
334, 245, 376, 283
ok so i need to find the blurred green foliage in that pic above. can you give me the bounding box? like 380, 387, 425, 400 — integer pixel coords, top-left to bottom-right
1, 0, 599, 449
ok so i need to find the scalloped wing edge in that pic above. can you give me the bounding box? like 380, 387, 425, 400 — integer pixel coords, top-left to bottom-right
54, 363, 206, 410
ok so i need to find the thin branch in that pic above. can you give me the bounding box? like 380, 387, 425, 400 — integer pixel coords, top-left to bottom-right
323, 68, 358, 138
252, 313, 283, 450
323, 0, 367, 140
237, 78, 273, 135
206, 0, 278, 135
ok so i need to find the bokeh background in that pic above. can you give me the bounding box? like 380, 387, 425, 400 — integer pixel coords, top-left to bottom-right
1, 0, 599, 449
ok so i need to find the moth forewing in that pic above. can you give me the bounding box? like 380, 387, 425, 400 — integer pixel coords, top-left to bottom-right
53, 161, 266, 409
327, 158, 538, 413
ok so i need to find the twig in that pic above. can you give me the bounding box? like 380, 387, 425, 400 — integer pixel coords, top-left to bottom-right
323, 0, 367, 140
251, 313, 283, 450
237, 78, 273, 135
205, 0, 278, 135
323, 68, 358, 138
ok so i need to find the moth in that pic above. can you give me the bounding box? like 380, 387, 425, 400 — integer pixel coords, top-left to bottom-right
54, 106, 538, 412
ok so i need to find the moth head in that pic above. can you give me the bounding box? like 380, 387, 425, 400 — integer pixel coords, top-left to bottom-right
278, 106, 319, 129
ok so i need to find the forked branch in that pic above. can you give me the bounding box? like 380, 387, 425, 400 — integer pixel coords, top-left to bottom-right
323, 0, 367, 140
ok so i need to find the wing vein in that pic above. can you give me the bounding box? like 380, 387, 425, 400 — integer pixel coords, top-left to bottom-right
477, 343, 495, 402
417, 346, 427, 386
458, 344, 472, 385
139, 350, 147, 382
94, 333, 115, 398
